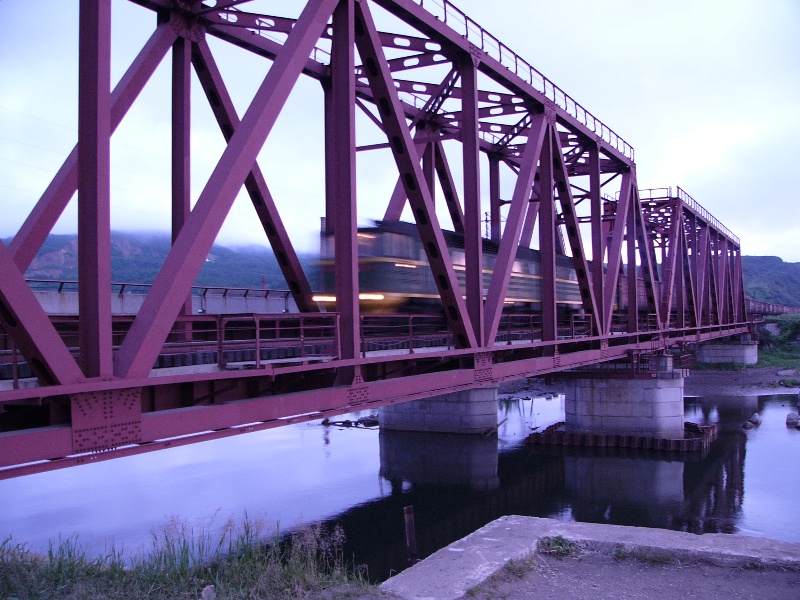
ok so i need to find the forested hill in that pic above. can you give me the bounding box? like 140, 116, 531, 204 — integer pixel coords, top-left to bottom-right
742, 256, 800, 307
5, 232, 320, 291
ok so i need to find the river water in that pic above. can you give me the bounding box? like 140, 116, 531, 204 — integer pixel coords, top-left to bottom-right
0, 390, 797, 581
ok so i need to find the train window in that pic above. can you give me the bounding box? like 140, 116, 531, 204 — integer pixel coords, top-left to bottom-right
451, 250, 465, 266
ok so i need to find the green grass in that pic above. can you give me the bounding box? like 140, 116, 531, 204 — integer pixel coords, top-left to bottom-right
0, 519, 371, 599
755, 346, 800, 370
536, 536, 578, 558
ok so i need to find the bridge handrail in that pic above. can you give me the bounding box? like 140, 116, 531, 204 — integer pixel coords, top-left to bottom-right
676, 186, 739, 246
745, 298, 800, 316
636, 186, 740, 246
25, 279, 295, 300
410, 0, 634, 160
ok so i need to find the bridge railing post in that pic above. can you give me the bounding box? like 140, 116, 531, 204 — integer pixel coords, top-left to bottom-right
11, 338, 19, 390
300, 315, 306, 358
216, 315, 226, 368
255, 315, 261, 368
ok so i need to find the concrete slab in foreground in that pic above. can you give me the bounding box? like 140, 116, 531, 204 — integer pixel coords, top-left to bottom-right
380, 516, 800, 600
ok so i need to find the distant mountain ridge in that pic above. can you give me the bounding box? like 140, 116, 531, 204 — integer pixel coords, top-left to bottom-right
4, 232, 320, 291
5, 233, 798, 307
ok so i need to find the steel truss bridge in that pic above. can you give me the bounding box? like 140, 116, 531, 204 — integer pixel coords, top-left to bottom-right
0, 0, 749, 478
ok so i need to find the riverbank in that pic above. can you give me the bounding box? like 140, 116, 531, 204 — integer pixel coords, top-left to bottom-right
684, 365, 800, 396
380, 516, 800, 600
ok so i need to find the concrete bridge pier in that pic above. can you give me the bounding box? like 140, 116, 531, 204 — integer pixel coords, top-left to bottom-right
697, 334, 758, 366
564, 355, 685, 439
379, 387, 498, 435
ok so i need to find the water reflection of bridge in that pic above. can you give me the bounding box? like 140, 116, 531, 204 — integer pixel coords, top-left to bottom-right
330, 397, 750, 580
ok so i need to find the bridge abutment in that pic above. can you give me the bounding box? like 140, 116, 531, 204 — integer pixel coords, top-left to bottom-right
697, 334, 758, 366
379, 386, 498, 434
564, 356, 685, 439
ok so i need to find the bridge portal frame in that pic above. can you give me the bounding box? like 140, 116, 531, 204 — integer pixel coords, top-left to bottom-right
0, 0, 748, 478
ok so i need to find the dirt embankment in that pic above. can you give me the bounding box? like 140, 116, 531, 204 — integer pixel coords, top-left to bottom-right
684, 366, 800, 397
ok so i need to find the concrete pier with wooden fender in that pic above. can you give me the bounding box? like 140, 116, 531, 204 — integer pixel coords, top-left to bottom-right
563, 355, 685, 439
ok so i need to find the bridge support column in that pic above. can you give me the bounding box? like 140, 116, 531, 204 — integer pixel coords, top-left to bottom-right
564, 356, 684, 439
380, 386, 497, 434
697, 334, 758, 366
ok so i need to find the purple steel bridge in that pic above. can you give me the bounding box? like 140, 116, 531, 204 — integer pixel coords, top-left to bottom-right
0, 0, 749, 478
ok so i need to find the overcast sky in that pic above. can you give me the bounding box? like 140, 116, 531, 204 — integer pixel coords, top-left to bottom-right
1, 0, 798, 260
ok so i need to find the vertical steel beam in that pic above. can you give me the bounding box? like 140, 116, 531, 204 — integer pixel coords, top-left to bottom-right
192, 42, 318, 314
433, 141, 465, 234
675, 226, 687, 329
10, 24, 177, 272
659, 198, 682, 328
172, 36, 193, 321
484, 112, 547, 344
489, 156, 502, 242
539, 124, 557, 345
588, 142, 605, 333
460, 53, 484, 346
78, 0, 113, 377
633, 193, 661, 326
323, 81, 336, 235
731, 247, 743, 322
115, 0, 338, 378
680, 215, 697, 328
551, 130, 599, 333
329, 0, 359, 362
519, 182, 540, 249
602, 172, 632, 333
696, 225, 710, 325
353, 0, 475, 348
422, 139, 436, 199
626, 185, 640, 333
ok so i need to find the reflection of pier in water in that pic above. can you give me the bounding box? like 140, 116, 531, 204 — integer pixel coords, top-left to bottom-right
321, 396, 751, 581
560, 395, 749, 534
331, 431, 565, 581
676, 396, 751, 534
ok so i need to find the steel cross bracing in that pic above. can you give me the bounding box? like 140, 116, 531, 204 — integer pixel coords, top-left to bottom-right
0, 0, 749, 478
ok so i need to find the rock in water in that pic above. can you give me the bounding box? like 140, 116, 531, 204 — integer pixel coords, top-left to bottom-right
786, 413, 800, 428
748, 413, 761, 425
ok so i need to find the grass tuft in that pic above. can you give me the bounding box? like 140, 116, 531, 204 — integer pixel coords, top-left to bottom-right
0, 518, 370, 599
536, 536, 578, 558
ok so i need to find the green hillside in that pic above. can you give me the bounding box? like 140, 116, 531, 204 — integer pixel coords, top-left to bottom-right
742, 256, 800, 307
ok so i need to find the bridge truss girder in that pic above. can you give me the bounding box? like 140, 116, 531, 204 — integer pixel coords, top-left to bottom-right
0, 0, 748, 477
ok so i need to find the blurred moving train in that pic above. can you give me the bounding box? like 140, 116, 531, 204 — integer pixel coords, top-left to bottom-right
317, 220, 643, 316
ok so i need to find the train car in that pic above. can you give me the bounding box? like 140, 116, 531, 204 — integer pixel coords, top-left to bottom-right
317, 220, 585, 314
